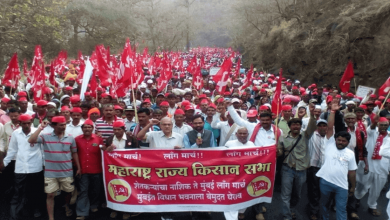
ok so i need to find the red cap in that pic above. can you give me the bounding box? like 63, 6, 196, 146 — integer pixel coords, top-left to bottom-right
199, 94, 207, 99
292, 86, 298, 90
299, 87, 306, 93
217, 97, 224, 103
174, 109, 185, 115
114, 105, 123, 110
18, 91, 27, 97
247, 110, 258, 117
379, 96, 386, 100
84, 92, 91, 96
365, 100, 375, 105
375, 100, 382, 105
185, 105, 195, 111
160, 101, 169, 106
181, 100, 191, 107
312, 92, 318, 95
142, 99, 151, 104
370, 94, 377, 98
223, 91, 231, 96
1, 97, 10, 103
336, 95, 341, 99
259, 105, 269, 110
379, 117, 389, 123
97, 87, 104, 92
71, 107, 82, 113
65, 86, 73, 91
18, 114, 32, 122
18, 97, 27, 102
311, 84, 316, 88
283, 98, 291, 103
200, 99, 209, 104
44, 87, 52, 94
70, 95, 80, 103
209, 103, 217, 109
113, 121, 125, 128
326, 96, 333, 103
282, 105, 292, 111
262, 84, 268, 88
347, 93, 354, 98
83, 119, 94, 126
52, 116, 66, 123
61, 106, 70, 111
359, 105, 367, 110
386, 99, 390, 103
37, 100, 48, 106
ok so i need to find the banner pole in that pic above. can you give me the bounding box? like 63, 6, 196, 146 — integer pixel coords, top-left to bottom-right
131, 76, 139, 123
380, 91, 390, 110
354, 78, 357, 94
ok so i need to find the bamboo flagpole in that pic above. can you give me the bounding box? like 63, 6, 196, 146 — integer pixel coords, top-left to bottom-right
354, 78, 357, 94
380, 91, 390, 110
130, 76, 139, 123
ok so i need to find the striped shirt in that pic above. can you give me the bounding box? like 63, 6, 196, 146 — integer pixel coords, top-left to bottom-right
95, 116, 124, 142
37, 132, 77, 178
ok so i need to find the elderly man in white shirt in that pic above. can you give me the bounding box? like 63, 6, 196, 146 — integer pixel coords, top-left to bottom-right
137, 117, 183, 149
172, 109, 193, 136
224, 127, 255, 220
0, 114, 45, 219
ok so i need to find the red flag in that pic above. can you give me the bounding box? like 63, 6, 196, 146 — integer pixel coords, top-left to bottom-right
89, 70, 98, 96
234, 58, 241, 78
2, 53, 20, 88
30, 45, 43, 86
272, 68, 283, 115
156, 59, 171, 92
379, 77, 390, 96
339, 61, 354, 93
192, 65, 203, 90
186, 56, 197, 73
240, 64, 253, 90
49, 61, 58, 87
118, 39, 134, 84
95, 46, 112, 87
213, 57, 232, 93
33, 62, 46, 102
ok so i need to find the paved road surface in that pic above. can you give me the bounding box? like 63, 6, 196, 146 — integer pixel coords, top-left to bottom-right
0, 181, 388, 220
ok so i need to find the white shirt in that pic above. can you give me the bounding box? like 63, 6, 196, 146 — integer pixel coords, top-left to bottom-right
227, 106, 283, 146
211, 113, 238, 146
172, 123, 193, 136
145, 131, 183, 149
113, 133, 127, 149
3, 127, 43, 174
225, 139, 255, 148
346, 126, 357, 151
168, 105, 178, 116
308, 131, 326, 167
20, 109, 35, 116
65, 121, 83, 138
316, 136, 357, 190
366, 127, 390, 176
125, 118, 136, 131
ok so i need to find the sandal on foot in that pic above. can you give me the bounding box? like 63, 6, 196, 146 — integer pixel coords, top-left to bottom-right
350, 212, 359, 219
368, 208, 381, 217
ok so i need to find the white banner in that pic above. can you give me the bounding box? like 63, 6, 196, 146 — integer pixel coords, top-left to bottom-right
356, 85, 376, 98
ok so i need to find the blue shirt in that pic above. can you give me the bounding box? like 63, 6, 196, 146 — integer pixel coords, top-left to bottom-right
204, 120, 220, 146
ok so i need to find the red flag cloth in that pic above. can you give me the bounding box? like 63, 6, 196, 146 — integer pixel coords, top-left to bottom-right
339, 61, 354, 93
192, 65, 203, 90
241, 64, 253, 90
30, 45, 43, 86
23, 59, 32, 84
156, 59, 171, 92
213, 57, 232, 93
272, 68, 283, 115
95, 45, 112, 87
118, 38, 133, 84
2, 53, 20, 88
379, 77, 390, 96
33, 62, 46, 103
89, 70, 98, 96
234, 58, 241, 78
49, 61, 58, 87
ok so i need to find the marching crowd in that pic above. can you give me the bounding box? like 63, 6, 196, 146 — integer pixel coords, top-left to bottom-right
0, 48, 390, 220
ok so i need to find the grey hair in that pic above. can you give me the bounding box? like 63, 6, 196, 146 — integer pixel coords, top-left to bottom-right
160, 117, 172, 125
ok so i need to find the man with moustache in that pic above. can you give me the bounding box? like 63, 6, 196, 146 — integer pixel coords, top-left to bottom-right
316, 101, 357, 220
184, 114, 216, 148
0, 114, 45, 219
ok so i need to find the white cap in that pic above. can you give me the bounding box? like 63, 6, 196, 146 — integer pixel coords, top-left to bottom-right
346, 100, 356, 105
47, 102, 56, 107
147, 79, 153, 84
139, 84, 146, 89
295, 80, 300, 84
204, 90, 210, 93
233, 82, 239, 85
260, 74, 265, 77
231, 98, 240, 103
315, 105, 322, 110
